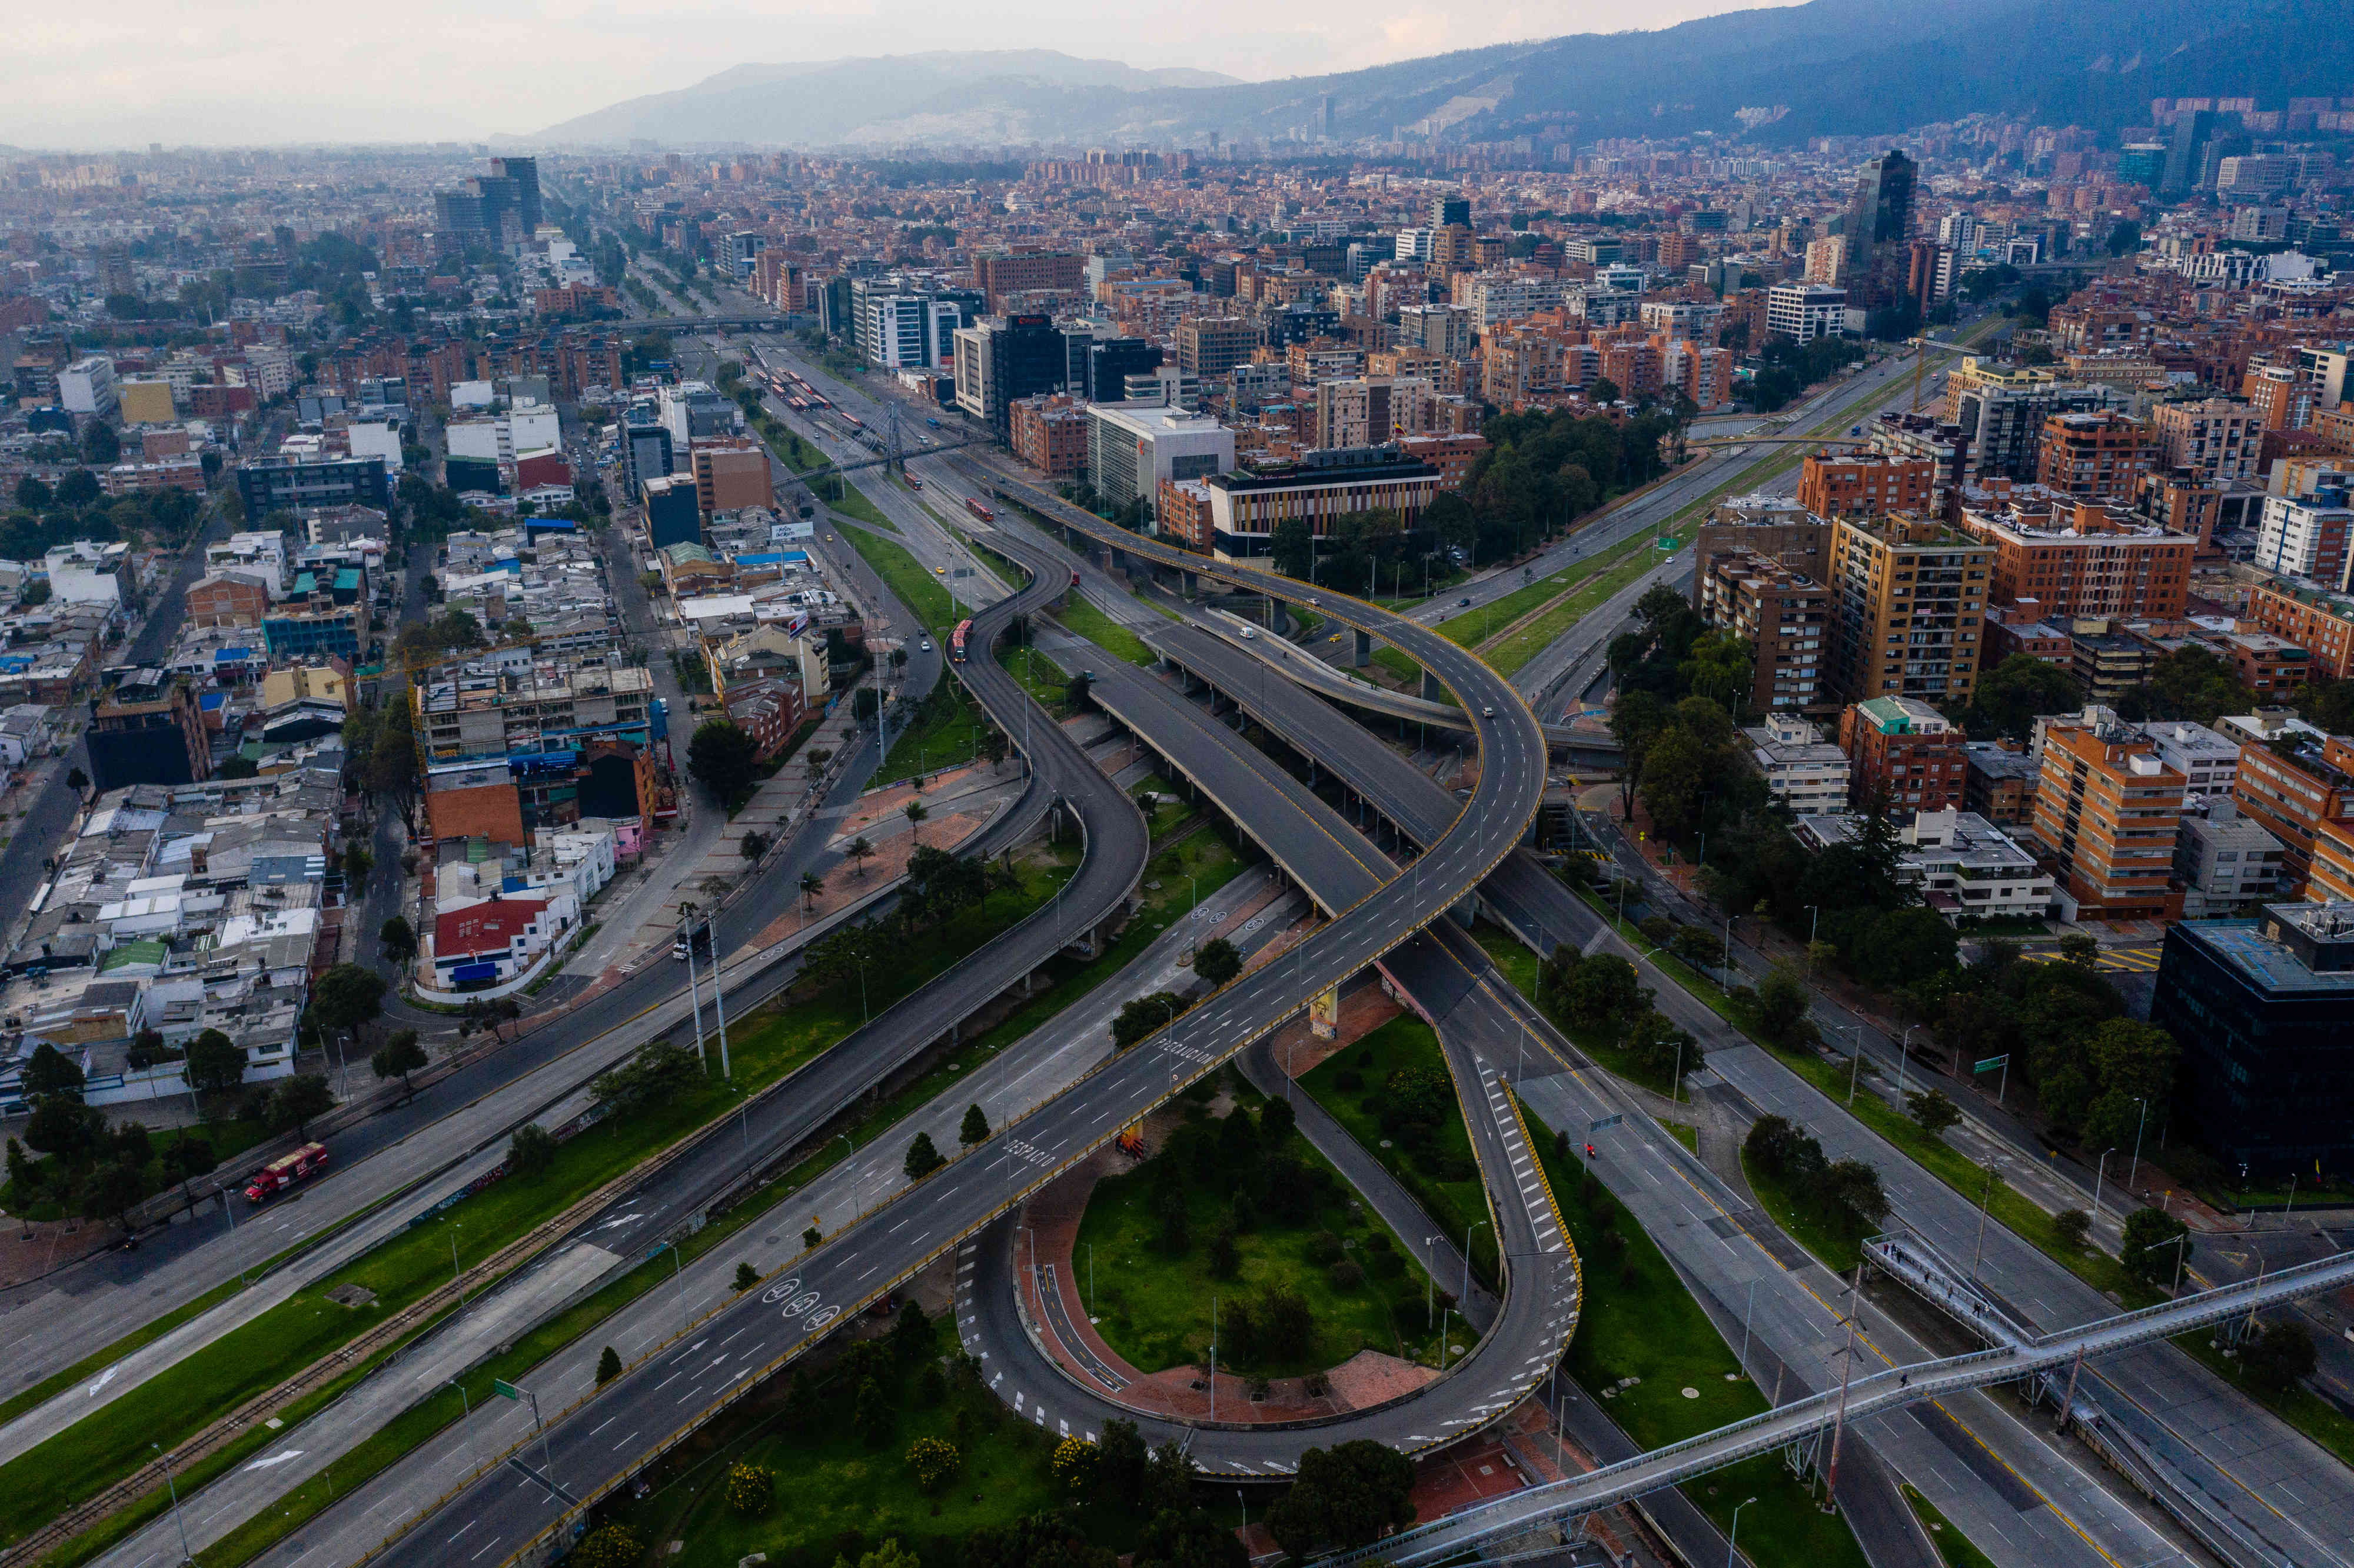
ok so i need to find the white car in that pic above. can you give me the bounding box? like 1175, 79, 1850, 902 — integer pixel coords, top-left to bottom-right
919, 639, 933, 652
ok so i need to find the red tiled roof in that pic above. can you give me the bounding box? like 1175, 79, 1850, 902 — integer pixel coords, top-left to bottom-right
435, 898, 547, 958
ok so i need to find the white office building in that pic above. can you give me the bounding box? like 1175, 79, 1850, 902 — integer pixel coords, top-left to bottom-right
2256, 491, 2354, 580
59, 355, 117, 418
864, 295, 962, 370
1086, 404, 1235, 521
2143, 720, 2242, 801
1767, 282, 1850, 344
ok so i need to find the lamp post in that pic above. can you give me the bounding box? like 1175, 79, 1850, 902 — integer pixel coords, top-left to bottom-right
151, 1443, 192, 1567
448, 1379, 484, 1477
1738, 1277, 1757, 1379
2092, 1147, 2116, 1225
703, 908, 732, 1081
1727, 1496, 1758, 1567
679, 900, 708, 1066
2127, 1097, 2150, 1188
1463, 1220, 1489, 1307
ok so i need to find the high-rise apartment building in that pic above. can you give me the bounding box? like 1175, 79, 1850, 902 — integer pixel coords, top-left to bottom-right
1766, 283, 1848, 344
1176, 317, 1261, 379
2032, 717, 2188, 921
1961, 496, 2194, 622
1429, 195, 1471, 229
2247, 581, 2354, 680
1697, 550, 1833, 714
691, 440, 773, 515
2152, 398, 2260, 485
1797, 452, 1935, 518
973, 252, 1083, 309
2035, 411, 2160, 502
1314, 377, 1438, 450
1395, 304, 1475, 361
2233, 731, 2354, 897
1949, 369, 2116, 484
2255, 467, 2354, 586
952, 314, 1066, 432
1086, 404, 1235, 522
1827, 515, 1993, 704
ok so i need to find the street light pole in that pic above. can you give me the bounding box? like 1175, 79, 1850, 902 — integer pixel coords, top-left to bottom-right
1727, 1496, 1758, 1568
680, 901, 708, 1066
704, 910, 732, 1080
2092, 1147, 2116, 1224
2128, 1097, 2150, 1187
1463, 1219, 1489, 1307
448, 1379, 483, 1476
151, 1443, 192, 1566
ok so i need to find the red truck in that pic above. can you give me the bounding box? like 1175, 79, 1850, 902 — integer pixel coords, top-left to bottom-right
245, 1141, 329, 1204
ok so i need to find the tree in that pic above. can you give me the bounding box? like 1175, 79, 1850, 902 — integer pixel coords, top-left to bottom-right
14, 475, 51, 510
1265, 1439, 1418, 1556
1963, 653, 2083, 742
1907, 1088, 1962, 1136
184, 1028, 247, 1098
903, 798, 927, 845
2241, 1321, 2318, 1394
734, 1260, 759, 1291
341, 840, 373, 884
378, 915, 417, 968
589, 1042, 703, 1113
65, 765, 89, 795
905, 1436, 960, 1494
2121, 1206, 2190, 1286
1093, 1419, 1152, 1509
508, 1121, 557, 1179
846, 835, 875, 877
852, 1374, 894, 1446
311, 963, 387, 1058
370, 1029, 428, 1091
25, 1097, 102, 1158
568, 1524, 642, 1568
1752, 962, 1811, 1047
1133, 1509, 1249, 1568
81, 421, 121, 465
686, 718, 759, 804
21, 1043, 85, 1101
981, 730, 1009, 771
960, 1103, 990, 1147
1822, 1157, 1890, 1231
1562, 953, 1644, 1030
799, 869, 824, 912
724, 1459, 775, 1515
904, 1130, 945, 1180
1064, 673, 1095, 714
1192, 936, 1242, 988
215, 754, 260, 780
267, 1074, 335, 1137
2053, 1208, 2092, 1250
1113, 992, 1189, 1049
81, 1160, 149, 1227
596, 1345, 623, 1385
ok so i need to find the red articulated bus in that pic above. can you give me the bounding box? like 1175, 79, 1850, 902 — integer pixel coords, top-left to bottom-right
965, 497, 995, 522
950, 618, 973, 663
245, 1142, 329, 1204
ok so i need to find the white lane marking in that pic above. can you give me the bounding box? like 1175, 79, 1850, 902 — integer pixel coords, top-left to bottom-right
244, 1449, 305, 1472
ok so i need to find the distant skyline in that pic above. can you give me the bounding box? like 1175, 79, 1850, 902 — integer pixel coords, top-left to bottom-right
3, 0, 1805, 150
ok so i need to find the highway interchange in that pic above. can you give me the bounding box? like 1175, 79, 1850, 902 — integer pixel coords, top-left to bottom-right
25, 287, 2354, 1568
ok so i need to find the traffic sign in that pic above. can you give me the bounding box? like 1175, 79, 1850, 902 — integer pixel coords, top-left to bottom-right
492, 1379, 522, 1401
1973, 1055, 2010, 1074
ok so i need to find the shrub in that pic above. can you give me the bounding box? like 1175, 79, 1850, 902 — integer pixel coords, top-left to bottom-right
1306, 1230, 1344, 1265
1333, 1069, 1363, 1091
2052, 1209, 2091, 1251
906, 1436, 962, 1494
571, 1524, 642, 1568
725, 1461, 775, 1516
596, 1346, 622, 1385
1329, 1260, 1365, 1290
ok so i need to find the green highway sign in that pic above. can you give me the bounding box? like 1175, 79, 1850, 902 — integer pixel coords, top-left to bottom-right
492, 1379, 521, 1401
1974, 1055, 2010, 1073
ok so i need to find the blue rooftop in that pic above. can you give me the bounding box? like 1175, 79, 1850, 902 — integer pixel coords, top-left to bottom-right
2183, 918, 2354, 994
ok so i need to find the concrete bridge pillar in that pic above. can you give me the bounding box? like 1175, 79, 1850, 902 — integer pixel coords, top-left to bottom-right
1352, 628, 1372, 668
1181, 571, 1201, 598
1421, 668, 1447, 703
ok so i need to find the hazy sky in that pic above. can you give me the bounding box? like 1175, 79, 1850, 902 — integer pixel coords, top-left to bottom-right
3, 0, 1800, 149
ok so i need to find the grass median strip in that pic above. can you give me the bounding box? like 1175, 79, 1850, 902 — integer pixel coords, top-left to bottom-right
188, 842, 1255, 1567
842, 522, 959, 637
1050, 597, 1153, 667
1901, 1482, 2000, 1568
1434, 567, 1584, 647
1488, 535, 1657, 676
0, 871, 1069, 1552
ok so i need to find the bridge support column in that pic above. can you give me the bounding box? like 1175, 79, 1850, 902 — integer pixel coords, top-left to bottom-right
1181, 571, 1201, 598
1421, 668, 1445, 703
1351, 628, 1372, 668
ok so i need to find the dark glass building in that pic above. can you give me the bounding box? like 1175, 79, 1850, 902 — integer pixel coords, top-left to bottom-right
2148, 903, 2354, 1180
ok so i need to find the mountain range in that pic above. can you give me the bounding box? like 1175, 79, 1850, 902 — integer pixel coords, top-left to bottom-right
528, 0, 2354, 152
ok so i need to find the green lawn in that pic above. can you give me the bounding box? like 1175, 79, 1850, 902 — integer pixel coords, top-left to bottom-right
1434, 568, 1585, 648
1298, 1015, 1499, 1291
843, 525, 959, 636
1518, 1099, 1872, 1568
997, 638, 1072, 713
1903, 1483, 2000, 1568
1051, 597, 1155, 667
1488, 535, 1657, 675
0, 872, 1066, 1552
606, 1316, 1115, 1568
1741, 1150, 1867, 1273
1076, 1102, 1441, 1378
870, 678, 992, 790
176, 846, 1251, 1568
828, 481, 896, 532
1471, 921, 1694, 1103
1372, 646, 1424, 688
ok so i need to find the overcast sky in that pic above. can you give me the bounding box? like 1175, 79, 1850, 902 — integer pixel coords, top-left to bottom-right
3, 0, 1799, 150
